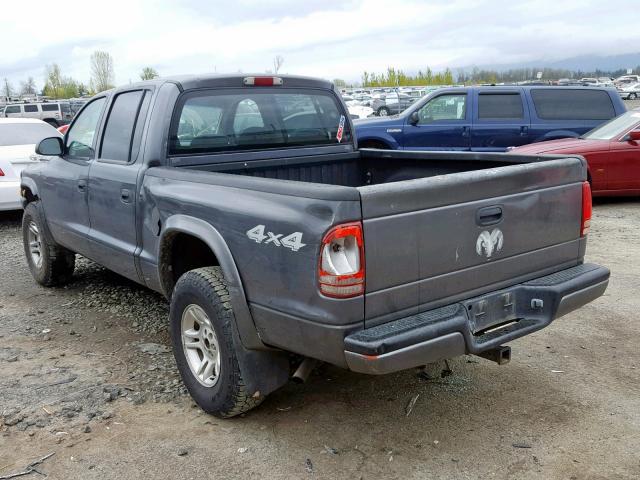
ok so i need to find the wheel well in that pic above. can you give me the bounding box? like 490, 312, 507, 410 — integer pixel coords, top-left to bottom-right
160, 232, 219, 297
22, 187, 38, 204
358, 139, 390, 149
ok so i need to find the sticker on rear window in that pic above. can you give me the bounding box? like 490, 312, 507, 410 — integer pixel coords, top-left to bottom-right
336, 115, 345, 143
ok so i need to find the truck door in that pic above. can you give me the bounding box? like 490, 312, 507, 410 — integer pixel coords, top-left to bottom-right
87, 89, 152, 282
402, 92, 471, 150
471, 89, 531, 151
38, 97, 107, 256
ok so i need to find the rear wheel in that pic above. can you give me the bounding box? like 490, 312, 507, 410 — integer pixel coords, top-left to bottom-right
377, 106, 390, 116
22, 202, 75, 286
630, 93, 638, 100
170, 267, 264, 417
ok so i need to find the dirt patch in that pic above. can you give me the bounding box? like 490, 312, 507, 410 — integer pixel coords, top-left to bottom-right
1, 202, 639, 479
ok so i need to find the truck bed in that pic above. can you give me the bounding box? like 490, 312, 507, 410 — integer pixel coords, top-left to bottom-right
179, 148, 549, 187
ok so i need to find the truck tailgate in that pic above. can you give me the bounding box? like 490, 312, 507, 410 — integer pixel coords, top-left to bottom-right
358, 157, 587, 326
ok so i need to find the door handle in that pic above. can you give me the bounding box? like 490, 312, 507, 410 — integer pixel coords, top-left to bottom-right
77, 180, 87, 193
477, 206, 503, 226
462, 126, 470, 137
120, 188, 132, 203
520, 126, 529, 136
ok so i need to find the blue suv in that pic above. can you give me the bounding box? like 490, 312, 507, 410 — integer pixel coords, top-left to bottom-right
354, 86, 626, 151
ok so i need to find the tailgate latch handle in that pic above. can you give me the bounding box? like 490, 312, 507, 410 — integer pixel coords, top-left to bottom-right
476, 206, 503, 226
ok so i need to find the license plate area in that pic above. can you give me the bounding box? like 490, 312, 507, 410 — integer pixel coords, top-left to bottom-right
464, 291, 519, 335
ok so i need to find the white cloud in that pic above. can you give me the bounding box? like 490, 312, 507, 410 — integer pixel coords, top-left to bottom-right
1, 0, 639, 90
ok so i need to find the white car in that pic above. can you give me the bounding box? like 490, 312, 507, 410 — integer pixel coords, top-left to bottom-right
347, 104, 374, 119
618, 82, 640, 100
0, 118, 60, 211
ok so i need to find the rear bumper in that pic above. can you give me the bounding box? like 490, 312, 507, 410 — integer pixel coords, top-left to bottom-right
344, 263, 609, 374
0, 181, 22, 211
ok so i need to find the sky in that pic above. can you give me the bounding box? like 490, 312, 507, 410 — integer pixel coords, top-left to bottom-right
1, 0, 639, 91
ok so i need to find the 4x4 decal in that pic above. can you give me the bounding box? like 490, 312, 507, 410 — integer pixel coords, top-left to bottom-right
246, 225, 306, 251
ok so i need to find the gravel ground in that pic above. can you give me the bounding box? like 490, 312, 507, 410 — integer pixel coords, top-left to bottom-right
1, 196, 640, 478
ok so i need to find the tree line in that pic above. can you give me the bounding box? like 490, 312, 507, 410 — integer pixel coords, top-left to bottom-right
2, 51, 160, 100
332, 65, 640, 88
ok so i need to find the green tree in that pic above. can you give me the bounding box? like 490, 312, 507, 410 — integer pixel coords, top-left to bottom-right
140, 67, 159, 80
43, 64, 63, 98
90, 50, 115, 93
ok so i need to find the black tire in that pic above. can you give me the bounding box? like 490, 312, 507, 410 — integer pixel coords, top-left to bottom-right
631, 93, 638, 100
22, 202, 75, 287
377, 106, 390, 116
170, 267, 263, 418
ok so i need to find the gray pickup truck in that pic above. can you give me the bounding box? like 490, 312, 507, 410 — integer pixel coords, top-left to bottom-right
20, 74, 609, 417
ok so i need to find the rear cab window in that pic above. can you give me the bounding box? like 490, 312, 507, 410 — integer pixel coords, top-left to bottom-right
100, 90, 146, 162
41, 104, 59, 112
530, 89, 615, 120
169, 88, 351, 155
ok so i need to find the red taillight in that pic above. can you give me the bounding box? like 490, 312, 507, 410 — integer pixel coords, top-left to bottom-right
243, 76, 283, 87
318, 222, 365, 298
581, 181, 592, 237
0, 168, 4, 176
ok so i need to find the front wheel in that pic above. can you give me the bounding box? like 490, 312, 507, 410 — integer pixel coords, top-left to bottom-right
170, 267, 264, 417
22, 202, 75, 286
377, 106, 390, 116
630, 93, 638, 100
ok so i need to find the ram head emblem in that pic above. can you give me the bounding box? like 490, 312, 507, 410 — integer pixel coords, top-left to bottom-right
476, 229, 504, 259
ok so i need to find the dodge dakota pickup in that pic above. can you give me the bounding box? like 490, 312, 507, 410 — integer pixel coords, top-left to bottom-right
21, 74, 609, 417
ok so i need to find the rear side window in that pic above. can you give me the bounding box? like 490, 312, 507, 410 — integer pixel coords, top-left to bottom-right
100, 90, 145, 162
24, 105, 38, 113
169, 89, 351, 155
41, 104, 58, 112
478, 93, 524, 119
531, 89, 615, 120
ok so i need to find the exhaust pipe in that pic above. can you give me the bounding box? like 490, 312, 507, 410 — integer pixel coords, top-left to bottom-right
292, 358, 320, 383
476, 346, 511, 365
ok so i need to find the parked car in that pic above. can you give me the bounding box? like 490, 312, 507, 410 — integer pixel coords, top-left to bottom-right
20, 74, 608, 418
3, 101, 72, 127
614, 75, 640, 87
618, 82, 640, 100
371, 92, 416, 116
347, 104, 374, 119
508, 110, 640, 196
355, 86, 626, 151
0, 118, 60, 210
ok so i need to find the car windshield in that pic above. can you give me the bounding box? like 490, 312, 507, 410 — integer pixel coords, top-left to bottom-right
582, 111, 640, 140
0, 122, 58, 146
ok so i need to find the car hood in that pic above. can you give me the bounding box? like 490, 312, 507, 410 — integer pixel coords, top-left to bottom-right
509, 137, 607, 155
0, 144, 36, 163
353, 115, 402, 127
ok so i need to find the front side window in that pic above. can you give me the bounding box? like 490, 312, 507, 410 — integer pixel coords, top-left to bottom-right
169, 89, 351, 155
100, 91, 145, 162
478, 93, 524, 119
531, 89, 615, 120
417, 94, 467, 124
65, 97, 106, 159
4, 105, 20, 114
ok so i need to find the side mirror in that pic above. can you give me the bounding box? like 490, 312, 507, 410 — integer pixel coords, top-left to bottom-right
627, 130, 640, 142
409, 111, 420, 125
36, 137, 64, 156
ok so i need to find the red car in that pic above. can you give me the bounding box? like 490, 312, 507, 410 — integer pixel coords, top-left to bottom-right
510, 111, 640, 196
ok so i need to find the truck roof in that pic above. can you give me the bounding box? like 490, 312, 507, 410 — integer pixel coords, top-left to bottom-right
113, 74, 334, 93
